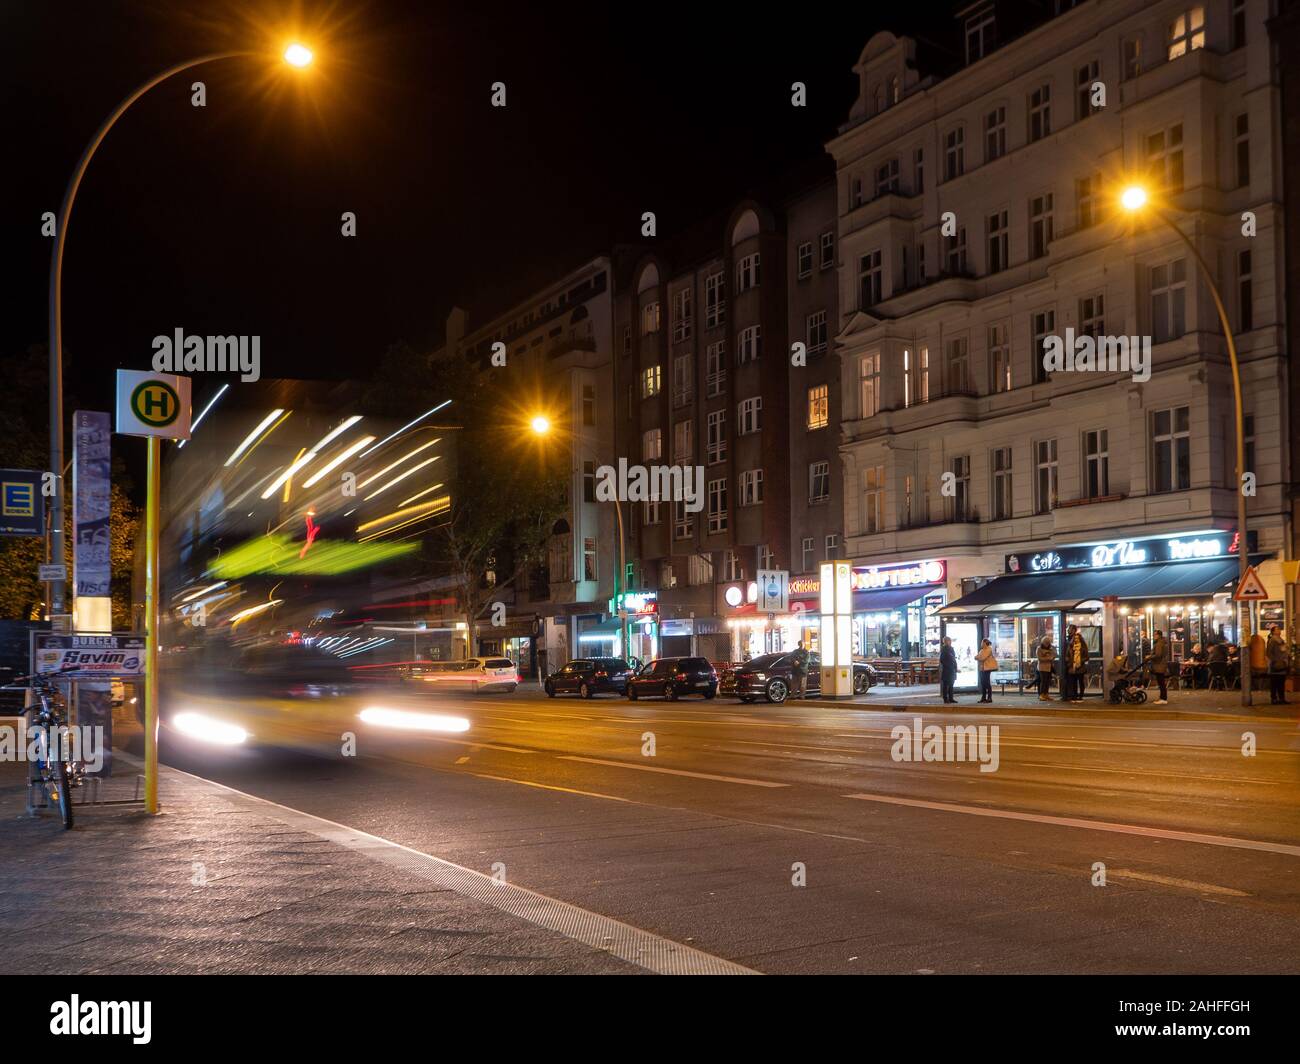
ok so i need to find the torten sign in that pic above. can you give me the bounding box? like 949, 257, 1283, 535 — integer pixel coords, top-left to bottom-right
1005, 532, 1256, 575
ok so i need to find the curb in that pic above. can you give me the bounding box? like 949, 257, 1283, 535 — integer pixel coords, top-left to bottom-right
766, 697, 1298, 725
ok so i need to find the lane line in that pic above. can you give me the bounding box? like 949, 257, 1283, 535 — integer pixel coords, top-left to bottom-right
1107, 869, 1249, 897
471, 773, 632, 803
841, 791, 1300, 858
148, 758, 755, 975
558, 755, 789, 788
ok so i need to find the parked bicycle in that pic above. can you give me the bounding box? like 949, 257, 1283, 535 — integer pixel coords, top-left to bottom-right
3, 674, 83, 829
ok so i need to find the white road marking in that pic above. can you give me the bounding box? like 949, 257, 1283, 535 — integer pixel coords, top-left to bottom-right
841, 792, 1300, 858
559, 755, 789, 788
472, 773, 631, 802
1107, 869, 1249, 897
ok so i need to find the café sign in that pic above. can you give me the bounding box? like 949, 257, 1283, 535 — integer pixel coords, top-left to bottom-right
1005, 531, 1255, 574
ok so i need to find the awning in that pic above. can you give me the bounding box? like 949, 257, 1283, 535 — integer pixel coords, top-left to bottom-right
941, 557, 1256, 615
852, 585, 940, 612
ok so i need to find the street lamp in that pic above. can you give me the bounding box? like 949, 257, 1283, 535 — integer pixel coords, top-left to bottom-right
1119, 183, 1253, 705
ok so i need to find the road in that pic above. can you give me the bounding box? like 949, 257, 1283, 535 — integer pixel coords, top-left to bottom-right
155, 684, 1300, 974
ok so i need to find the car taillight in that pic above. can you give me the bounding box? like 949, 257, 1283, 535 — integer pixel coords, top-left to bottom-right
675, 672, 686, 680
594, 670, 606, 678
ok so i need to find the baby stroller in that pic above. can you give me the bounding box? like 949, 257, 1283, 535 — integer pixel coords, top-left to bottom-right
1108, 661, 1148, 704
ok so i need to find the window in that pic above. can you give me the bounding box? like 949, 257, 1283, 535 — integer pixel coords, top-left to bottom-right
904, 346, 929, 406
1235, 113, 1250, 188
1168, 7, 1205, 60
1151, 406, 1191, 492
737, 396, 762, 435
673, 419, 692, 462
1034, 439, 1058, 513
673, 499, 693, 540
705, 342, 726, 396
739, 469, 764, 506
1232, 0, 1247, 50
989, 322, 1011, 393
722, 550, 742, 581
859, 352, 881, 417
1032, 309, 1055, 383
852, 172, 865, 207
1146, 124, 1184, 192
1150, 259, 1187, 343
643, 499, 660, 525
949, 455, 971, 521
875, 158, 900, 197
705, 271, 726, 328
820, 231, 834, 270
1243, 413, 1256, 478
1079, 293, 1105, 338
1122, 36, 1142, 80
642, 301, 661, 335
1028, 84, 1051, 142
917, 240, 926, 284
583, 537, 598, 582
991, 447, 1013, 520
946, 336, 970, 394
945, 226, 968, 274
706, 410, 727, 464
736, 253, 761, 293
689, 553, 713, 585
861, 465, 885, 533
582, 384, 596, 426
824, 534, 839, 560
622, 324, 632, 355
583, 460, 597, 503
707, 478, 728, 534
1238, 249, 1253, 332
913, 147, 925, 194
1084, 429, 1109, 498
550, 533, 572, 583
797, 241, 813, 278
988, 209, 1010, 272
672, 288, 692, 342
1076, 173, 1102, 229
944, 127, 965, 181
642, 428, 662, 461
806, 310, 828, 356
1029, 193, 1053, 260
1076, 60, 1100, 120
809, 460, 830, 503
859, 250, 883, 309
737, 325, 762, 364
807, 384, 829, 430
672, 354, 693, 407
640, 364, 662, 397
801, 537, 815, 572
758, 545, 776, 571
661, 562, 675, 588
984, 106, 1006, 162
965, 5, 995, 64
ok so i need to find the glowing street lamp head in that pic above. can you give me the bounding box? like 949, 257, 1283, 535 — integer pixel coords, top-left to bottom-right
1120, 185, 1148, 212
529, 415, 552, 436
284, 43, 313, 67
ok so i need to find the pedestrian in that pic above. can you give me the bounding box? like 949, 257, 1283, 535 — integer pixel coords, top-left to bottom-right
1266, 625, 1290, 705
975, 637, 996, 703
1208, 638, 1228, 689
1036, 635, 1057, 701
1064, 625, 1089, 702
790, 641, 808, 699
939, 636, 958, 703
1147, 629, 1170, 704
1249, 629, 1267, 692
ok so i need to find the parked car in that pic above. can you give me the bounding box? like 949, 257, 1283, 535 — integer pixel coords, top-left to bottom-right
544, 658, 634, 698
719, 653, 876, 704
626, 657, 718, 700
415, 657, 519, 693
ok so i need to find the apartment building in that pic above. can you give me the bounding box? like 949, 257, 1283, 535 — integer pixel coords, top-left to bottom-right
829, 0, 1288, 685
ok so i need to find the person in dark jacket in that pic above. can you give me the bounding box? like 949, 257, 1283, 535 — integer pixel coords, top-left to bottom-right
1266, 625, 1290, 705
1036, 635, 1057, 701
1146, 630, 1170, 704
790, 643, 809, 699
1064, 625, 1089, 703
939, 636, 958, 703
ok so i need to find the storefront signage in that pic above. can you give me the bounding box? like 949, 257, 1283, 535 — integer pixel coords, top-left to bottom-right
1005, 532, 1256, 575
31, 632, 145, 679
788, 560, 946, 599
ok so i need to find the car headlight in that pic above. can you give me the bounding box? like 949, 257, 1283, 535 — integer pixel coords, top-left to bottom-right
751, 672, 767, 681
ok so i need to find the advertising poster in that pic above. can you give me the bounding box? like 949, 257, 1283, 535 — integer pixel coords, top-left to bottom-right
72, 411, 112, 598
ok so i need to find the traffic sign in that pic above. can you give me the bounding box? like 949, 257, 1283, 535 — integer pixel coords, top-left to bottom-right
38, 563, 67, 582
1233, 565, 1270, 601
115, 369, 191, 439
757, 569, 789, 613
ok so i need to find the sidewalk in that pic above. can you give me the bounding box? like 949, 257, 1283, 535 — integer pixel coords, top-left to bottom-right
0, 754, 652, 975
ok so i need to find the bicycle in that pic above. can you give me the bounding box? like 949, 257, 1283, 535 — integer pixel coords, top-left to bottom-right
4, 674, 84, 829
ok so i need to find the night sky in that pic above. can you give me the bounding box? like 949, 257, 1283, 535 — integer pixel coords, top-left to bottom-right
5, 0, 956, 414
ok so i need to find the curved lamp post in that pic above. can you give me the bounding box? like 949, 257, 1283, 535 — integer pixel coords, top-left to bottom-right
1120, 185, 1252, 706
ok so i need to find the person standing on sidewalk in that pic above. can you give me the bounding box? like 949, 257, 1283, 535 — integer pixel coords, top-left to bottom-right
1065, 626, 1089, 703
1036, 635, 1057, 701
939, 636, 958, 703
975, 638, 996, 703
790, 642, 808, 699
1249, 629, 1267, 693
1266, 625, 1290, 705
1147, 629, 1170, 704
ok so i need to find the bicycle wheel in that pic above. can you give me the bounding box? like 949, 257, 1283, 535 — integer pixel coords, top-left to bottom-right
51, 759, 73, 830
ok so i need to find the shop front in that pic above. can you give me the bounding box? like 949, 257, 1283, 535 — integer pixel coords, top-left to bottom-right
941, 530, 1266, 694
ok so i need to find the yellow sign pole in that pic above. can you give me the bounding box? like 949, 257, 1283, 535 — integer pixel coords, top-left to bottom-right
144, 436, 160, 814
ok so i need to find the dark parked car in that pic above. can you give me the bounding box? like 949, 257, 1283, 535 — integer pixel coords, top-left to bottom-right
544, 658, 634, 698
626, 657, 718, 700
720, 652, 876, 704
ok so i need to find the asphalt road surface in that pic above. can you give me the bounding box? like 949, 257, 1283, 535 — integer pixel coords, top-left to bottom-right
155, 683, 1300, 974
